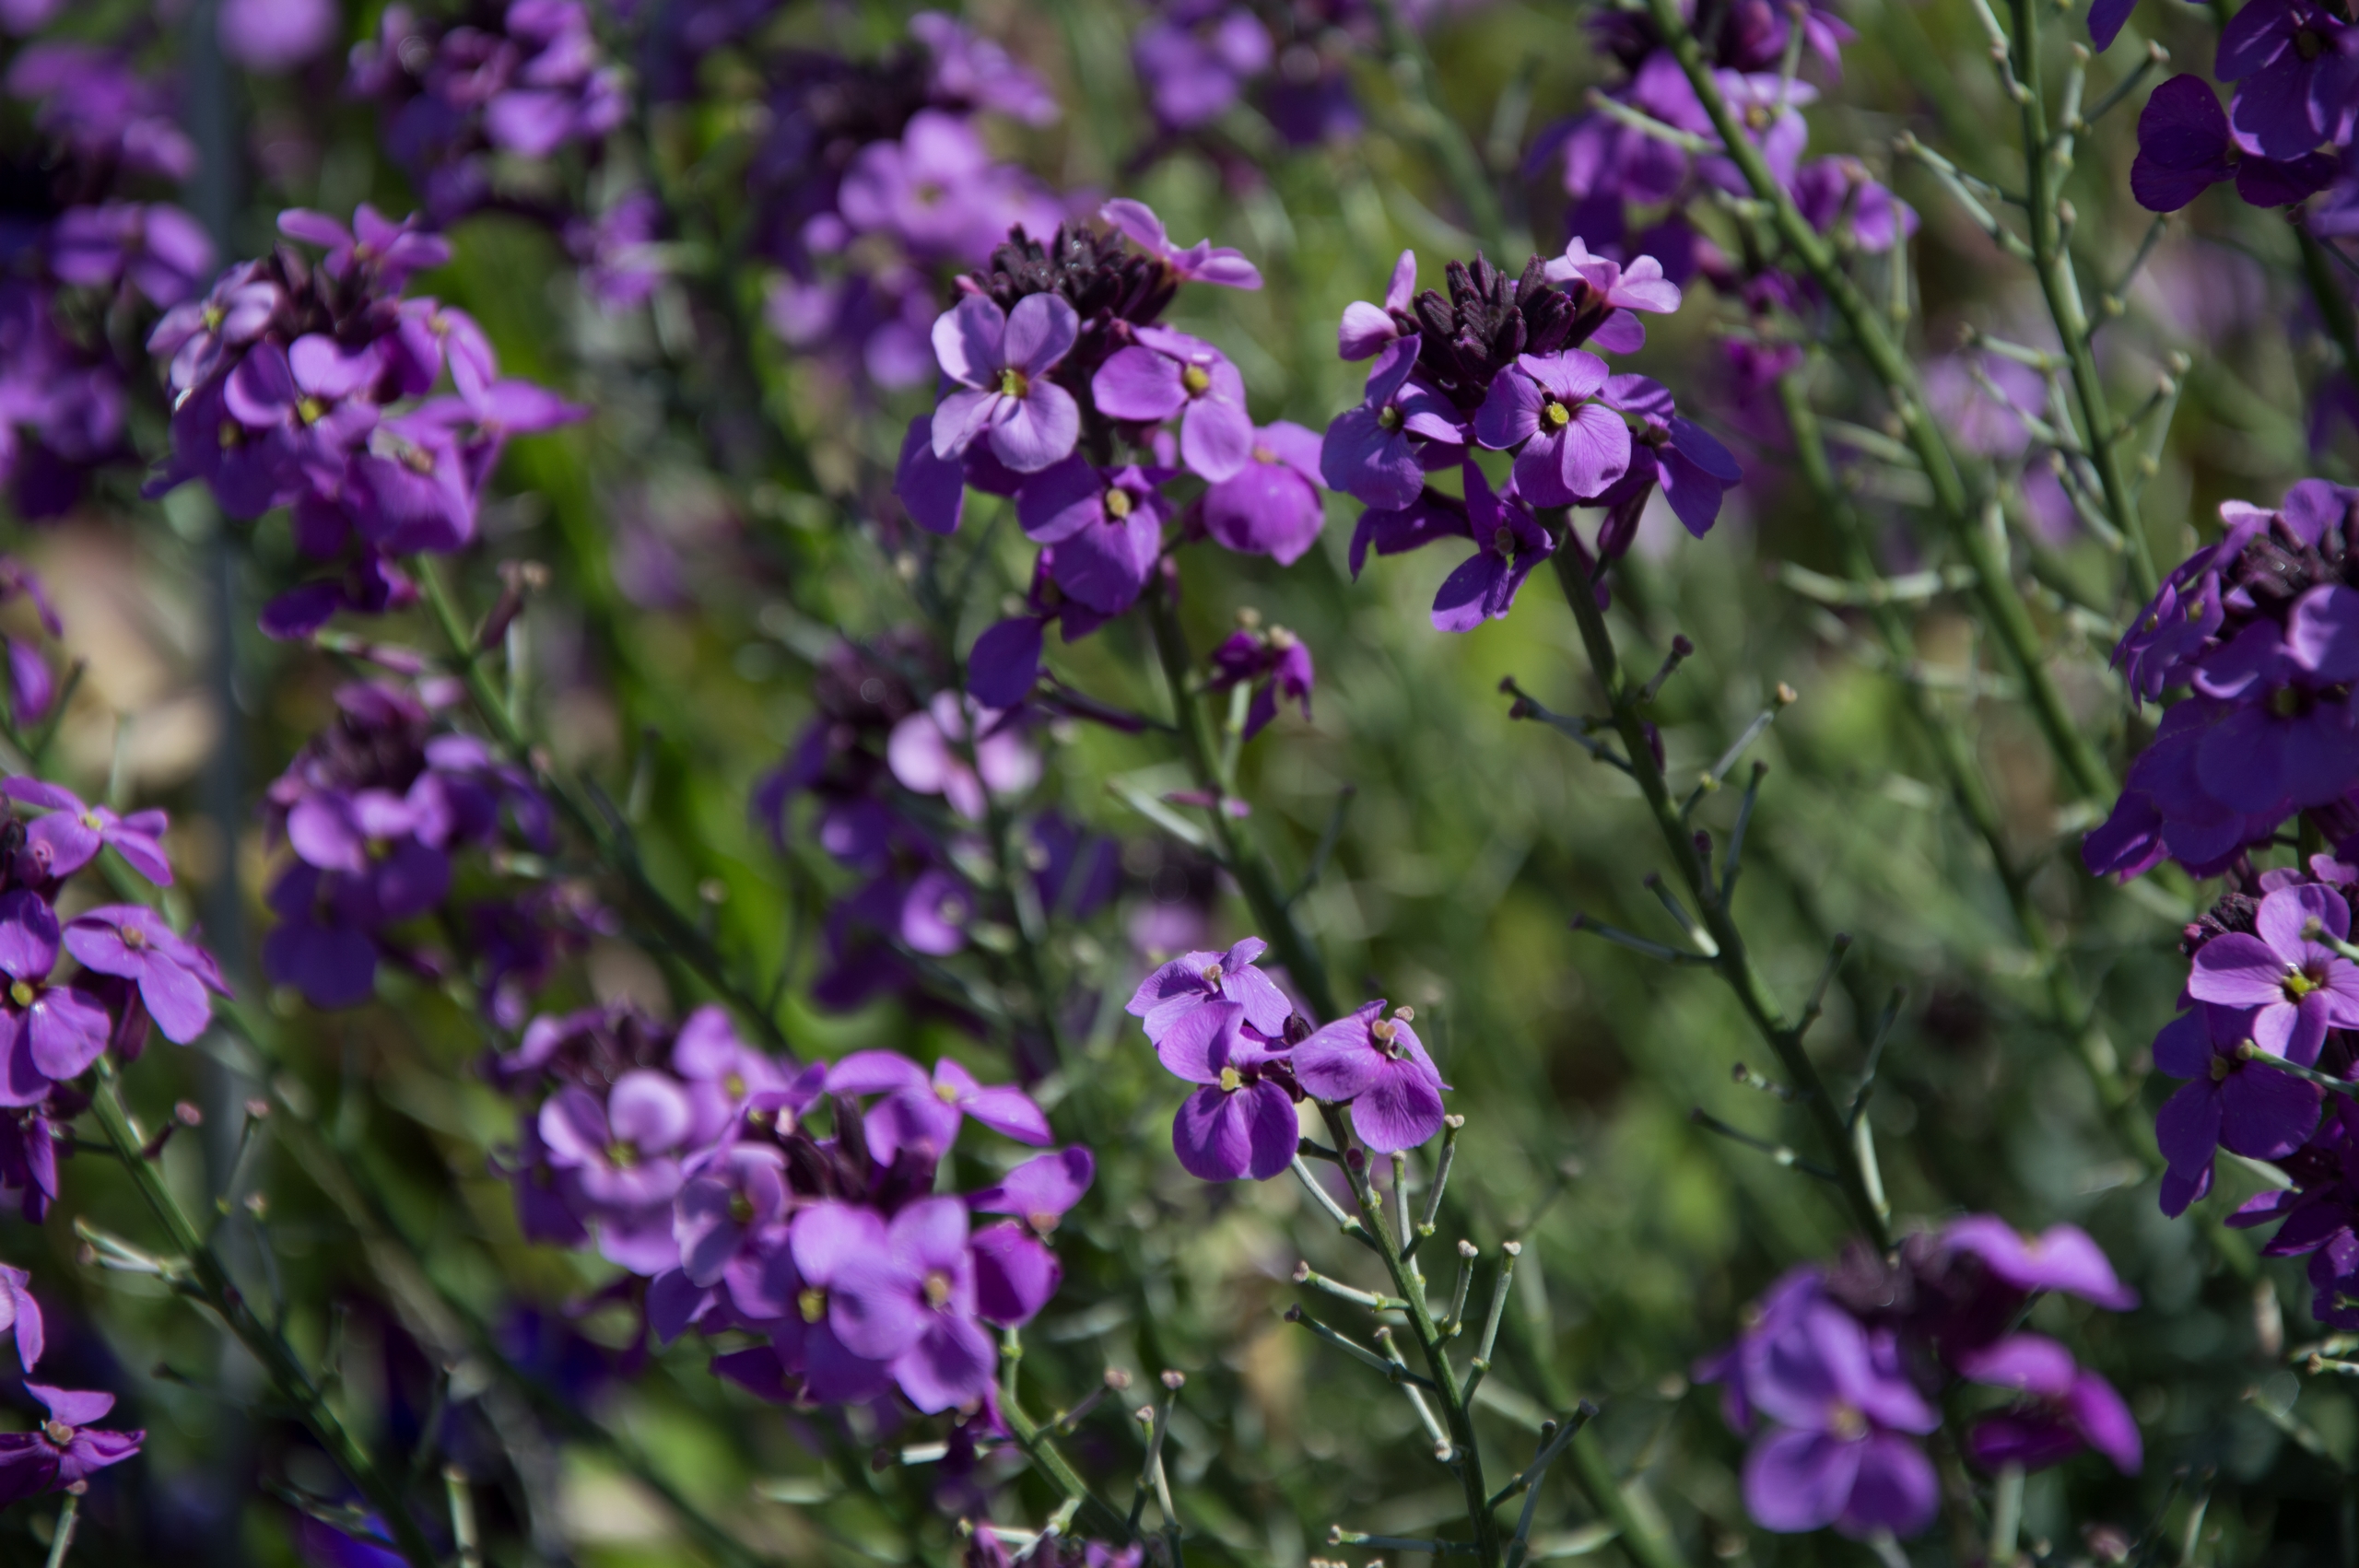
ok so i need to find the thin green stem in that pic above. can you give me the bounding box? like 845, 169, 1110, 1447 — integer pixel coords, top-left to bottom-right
1563, 1427, 1686, 1568
1639, 0, 2113, 802
1549, 546, 1892, 1251
998, 1332, 1135, 1540
88, 1063, 440, 1568
2006, 0, 2155, 598
42, 1492, 78, 1568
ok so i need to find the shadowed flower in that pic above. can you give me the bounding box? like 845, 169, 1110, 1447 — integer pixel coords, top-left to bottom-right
1092, 326, 1254, 481
1203, 422, 1327, 565
1957, 1334, 2142, 1475
0, 1384, 142, 1504
1939, 1217, 2141, 1309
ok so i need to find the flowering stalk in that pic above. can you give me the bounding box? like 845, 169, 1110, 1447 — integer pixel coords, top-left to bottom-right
2004, 0, 2157, 599
1633, 0, 2114, 803
1547, 546, 1892, 1252
85, 1059, 439, 1568
414, 557, 791, 1049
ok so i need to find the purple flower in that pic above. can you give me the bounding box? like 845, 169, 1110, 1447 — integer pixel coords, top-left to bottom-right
1208, 626, 1314, 741
1133, 6, 1271, 129
1155, 1000, 1298, 1181
1543, 238, 1684, 354
0, 890, 110, 1101
1015, 458, 1174, 613
218, 0, 338, 72
1091, 326, 1254, 482
1431, 462, 1555, 634
930, 294, 1083, 474
3, 779, 172, 886
2187, 881, 2359, 1064
969, 1221, 1062, 1327
1320, 336, 1461, 509
1127, 933, 1294, 1043
49, 205, 216, 310
762, 1204, 895, 1402
1956, 1334, 2142, 1474
62, 906, 226, 1044
673, 1143, 786, 1288
886, 692, 1040, 820
538, 1071, 695, 1209
2151, 1002, 2323, 1211
1100, 199, 1262, 289
1734, 1294, 1940, 1539
2217, 0, 2356, 159
1789, 159, 1919, 256
970, 1145, 1096, 1234
0, 1264, 41, 1373
825, 1196, 995, 1412
827, 1050, 1053, 1164
2131, 74, 2334, 212
1339, 250, 1417, 362
1203, 422, 1326, 565
1292, 1000, 1448, 1153
1939, 1216, 2141, 1309
839, 112, 1013, 263
0, 1384, 141, 1504
1473, 350, 1630, 506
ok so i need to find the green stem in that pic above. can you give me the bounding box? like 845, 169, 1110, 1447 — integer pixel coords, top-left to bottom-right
1366, 0, 1513, 258
1144, 583, 1339, 1022
42, 1492, 78, 1568
414, 557, 792, 1052
1562, 1427, 1686, 1568
996, 1339, 1133, 1542
1637, 0, 2112, 802
2006, 0, 2155, 599
87, 1063, 440, 1568
1549, 548, 1892, 1252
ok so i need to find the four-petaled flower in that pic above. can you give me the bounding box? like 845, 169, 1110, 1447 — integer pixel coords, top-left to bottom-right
929, 293, 1083, 474
1156, 1000, 1299, 1182
3, 778, 172, 885
63, 906, 229, 1045
1473, 350, 1631, 507
2186, 882, 2359, 1065
1293, 999, 1449, 1153
1092, 326, 1255, 482
0, 1384, 143, 1505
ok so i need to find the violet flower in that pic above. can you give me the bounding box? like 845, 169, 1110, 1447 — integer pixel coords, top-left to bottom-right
1091, 326, 1254, 482
0, 890, 111, 1100
0, 1264, 41, 1373
1203, 422, 1327, 565
825, 1195, 995, 1412
1293, 1000, 1448, 1153
1473, 350, 1630, 507
1939, 1217, 2142, 1309
929, 293, 1083, 474
673, 1142, 786, 1288
63, 906, 227, 1045
2151, 1001, 2322, 1213
1544, 237, 1684, 354
1156, 1000, 1298, 1181
970, 1222, 1062, 1327
827, 1050, 1053, 1164
969, 1146, 1096, 1235
537, 1071, 695, 1209
1320, 335, 1461, 509
1128, 933, 1294, 1044
1736, 1295, 1940, 1538
1100, 199, 1262, 288
0, 1384, 142, 1504
2217, 0, 2356, 160
1956, 1334, 2143, 1475
1339, 249, 1416, 362
1431, 462, 1555, 634
886, 692, 1040, 820
1015, 458, 1175, 613
1208, 626, 1313, 741
3, 778, 172, 884
2186, 881, 2359, 1065
2130, 75, 2334, 212
761, 1204, 895, 1402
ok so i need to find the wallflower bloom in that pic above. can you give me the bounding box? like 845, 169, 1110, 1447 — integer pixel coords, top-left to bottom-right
2150, 1001, 2322, 1214
1203, 422, 1326, 565
1430, 463, 1555, 634
1208, 626, 1314, 740
1543, 237, 1683, 354
1320, 335, 1459, 509
824, 1196, 995, 1412
1338, 249, 1416, 361
2130, 74, 2333, 212
1092, 327, 1253, 481
1292, 1000, 1447, 1152
63, 906, 227, 1044
1736, 1294, 1940, 1538
1127, 934, 1293, 1043
0, 891, 110, 1099
886, 692, 1040, 820
4, 778, 172, 884
930, 293, 1084, 473
1939, 1216, 2142, 1309
0, 1384, 142, 1504
1956, 1334, 2142, 1474
1100, 199, 1262, 288
1015, 458, 1174, 613
1473, 351, 1630, 506
2186, 882, 2359, 1065
1156, 1000, 1297, 1181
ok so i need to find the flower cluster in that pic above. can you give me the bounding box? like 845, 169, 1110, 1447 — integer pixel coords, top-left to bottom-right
1130, 0, 1460, 150
1129, 935, 1447, 1179
489, 1003, 1089, 1413
0, 1265, 143, 1505
1320, 244, 1739, 630
2085, 481, 2359, 882
0, 22, 215, 516
260, 677, 574, 1021
1697, 1219, 2141, 1539
895, 200, 1328, 726
0, 775, 227, 1221
2151, 872, 2359, 1329
146, 205, 586, 636
754, 13, 1065, 392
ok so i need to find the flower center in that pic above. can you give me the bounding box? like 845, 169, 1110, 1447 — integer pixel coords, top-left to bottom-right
2270, 686, 2307, 719
297, 395, 327, 426
728, 1190, 755, 1225
1252, 444, 1277, 463
998, 367, 1029, 399
121, 925, 147, 950
2297, 25, 2327, 59
7, 981, 31, 1009
78, 811, 100, 830
605, 1141, 639, 1169
799, 1286, 827, 1324
1378, 404, 1403, 431
2211, 1052, 2235, 1082
1180, 364, 1212, 397
41, 1421, 72, 1446
915, 180, 945, 206
2284, 966, 2321, 1000
1543, 399, 1572, 428
723, 1071, 745, 1099
1218, 1065, 1243, 1093
1826, 1401, 1867, 1441
1105, 487, 1133, 521
935, 1079, 962, 1104
1744, 103, 1774, 132
1203, 963, 1223, 986
1028, 1209, 1060, 1235
923, 1270, 953, 1309
1492, 526, 1515, 555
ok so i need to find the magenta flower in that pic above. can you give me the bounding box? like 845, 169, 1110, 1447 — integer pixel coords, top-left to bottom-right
760, 1204, 895, 1402
1320, 336, 1461, 509
1544, 237, 1683, 354
1015, 458, 1175, 613
1128, 934, 1294, 1044
1338, 249, 1416, 362
1292, 1000, 1448, 1153
1737, 1296, 1940, 1539
2186, 882, 2359, 1065
673, 1143, 787, 1288
0, 1384, 142, 1504
537, 1071, 695, 1209
826, 1050, 1052, 1164
1203, 422, 1326, 566
63, 906, 226, 1044
277, 205, 452, 292
1431, 462, 1555, 634
839, 111, 1007, 261
1092, 326, 1254, 482
1156, 1000, 1298, 1181
1473, 350, 1630, 507
1100, 199, 1262, 289
4, 778, 173, 885
969, 1146, 1097, 1235
48, 203, 215, 310
929, 293, 1083, 474
970, 1222, 1062, 1327
0, 890, 110, 1100
1608, 373, 1743, 537
1956, 1334, 2142, 1475
1939, 1217, 2141, 1309
824, 1196, 995, 1412
2151, 1002, 2321, 1211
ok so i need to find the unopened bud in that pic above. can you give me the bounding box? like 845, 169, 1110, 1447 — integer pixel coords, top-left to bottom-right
244, 1098, 270, 1121
1160, 1369, 1186, 1391
1775, 683, 1799, 707
1292, 1260, 1311, 1282
1104, 1367, 1133, 1390
1457, 1239, 1478, 1258
174, 1101, 203, 1126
